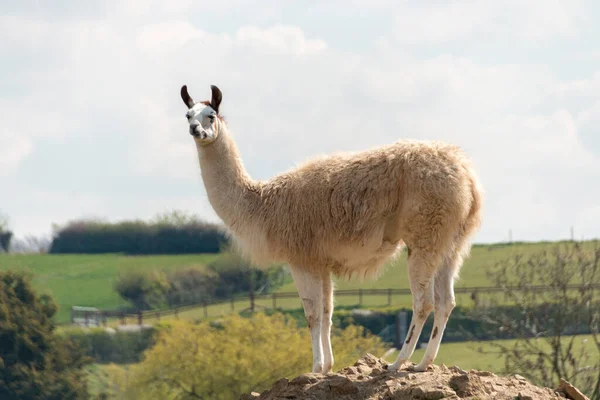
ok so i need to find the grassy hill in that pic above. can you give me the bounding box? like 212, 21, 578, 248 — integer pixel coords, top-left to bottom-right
0, 240, 593, 324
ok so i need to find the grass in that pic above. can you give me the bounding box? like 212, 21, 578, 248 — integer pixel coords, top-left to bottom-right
382, 334, 597, 375
277, 241, 591, 293
1, 240, 595, 324
0, 253, 219, 323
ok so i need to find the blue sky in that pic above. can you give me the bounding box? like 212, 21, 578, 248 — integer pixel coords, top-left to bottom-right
1, 0, 599, 244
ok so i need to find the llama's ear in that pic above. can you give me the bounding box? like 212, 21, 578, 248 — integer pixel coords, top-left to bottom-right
210, 85, 223, 113
180, 85, 195, 108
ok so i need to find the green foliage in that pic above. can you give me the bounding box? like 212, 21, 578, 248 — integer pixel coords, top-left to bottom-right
206, 248, 284, 298
115, 270, 172, 310
0, 253, 219, 323
0, 231, 12, 253
59, 326, 157, 364
49, 211, 229, 255
0, 271, 90, 400
114, 248, 285, 311
109, 313, 387, 399
470, 241, 600, 399
0, 213, 11, 253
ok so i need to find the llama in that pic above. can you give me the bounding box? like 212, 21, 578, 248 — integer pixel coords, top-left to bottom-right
180, 84, 483, 374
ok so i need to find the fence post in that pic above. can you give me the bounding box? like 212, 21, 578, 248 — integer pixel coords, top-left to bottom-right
395, 311, 408, 349
358, 289, 363, 306
175, 307, 179, 319
137, 310, 142, 326
84, 310, 89, 327
272, 293, 277, 309
121, 312, 125, 325
156, 311, 160, 322
231, 296, 235, 312
203, 301, 208, 318
387, 288, 392, 306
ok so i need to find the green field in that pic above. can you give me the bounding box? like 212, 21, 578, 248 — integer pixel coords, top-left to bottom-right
383, 334, 596, 373
0, 253, 219, 323
0, 240, 592, 324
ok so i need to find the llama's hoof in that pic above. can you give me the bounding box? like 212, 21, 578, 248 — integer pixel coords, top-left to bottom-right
312, 362, 324, 374
386, 360, 410, 372
411, 363, 433, 372
322, 362, 334, 374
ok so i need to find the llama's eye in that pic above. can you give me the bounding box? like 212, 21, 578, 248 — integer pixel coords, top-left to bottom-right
186, 114, 191, 120
208, 115, 215, 122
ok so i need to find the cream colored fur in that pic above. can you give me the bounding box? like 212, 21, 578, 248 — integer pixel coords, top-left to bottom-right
180, 84, 483, 374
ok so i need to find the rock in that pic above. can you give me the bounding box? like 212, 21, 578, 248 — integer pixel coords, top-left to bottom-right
558, 378, 590, 400
290, 374, 319, 385
328, 375, 358, 395
241, 354, 580, 400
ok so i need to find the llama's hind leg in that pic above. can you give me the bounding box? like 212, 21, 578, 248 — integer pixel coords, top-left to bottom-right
388, 251, 436, 371
322, 271, 334, 373
289, 266, 324, 373
413, 252, 459, 371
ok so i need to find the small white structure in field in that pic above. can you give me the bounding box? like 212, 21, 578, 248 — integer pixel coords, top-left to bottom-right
179, 84, 483, 374
71, 306, 101, 327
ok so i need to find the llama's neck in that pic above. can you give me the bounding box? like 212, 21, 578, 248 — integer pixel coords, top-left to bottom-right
195, 124, 260, 230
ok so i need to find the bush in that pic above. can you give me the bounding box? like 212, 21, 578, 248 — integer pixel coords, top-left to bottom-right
167, 266, 219, 305
0, 271, 90, 399
115, 250, 285, 311
0, 231, 12, 253
108, 313, 387, 399
207, 250, 284, 298
49, 211, 229, 254
115, 270, 172, 310
60, 326, 158, 364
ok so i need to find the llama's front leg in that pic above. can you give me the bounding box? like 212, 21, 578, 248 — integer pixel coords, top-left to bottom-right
289, 266, 324, 373
388, 253, 435, 372
413, 260, 456, 372
321, 272, 334, 373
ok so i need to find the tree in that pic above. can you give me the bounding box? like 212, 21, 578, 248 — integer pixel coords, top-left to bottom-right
8, 235, 51, 254
0, 271, 91, 400
109, 313, 387, 399
471, 241, 600, 399
0, 212, 12, 253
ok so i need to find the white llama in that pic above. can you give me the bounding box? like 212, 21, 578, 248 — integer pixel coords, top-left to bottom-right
180, 84, 483, 374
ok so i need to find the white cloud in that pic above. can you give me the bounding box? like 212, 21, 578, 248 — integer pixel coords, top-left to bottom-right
235, 25, 327, 55
0, 130, 32, 175
391, 0, 585, 45
1, 2, 599, 244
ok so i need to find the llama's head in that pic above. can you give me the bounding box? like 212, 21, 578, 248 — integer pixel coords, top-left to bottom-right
180, 84, 223, 145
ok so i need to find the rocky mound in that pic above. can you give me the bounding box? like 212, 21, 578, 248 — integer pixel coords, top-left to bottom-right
241, 354, 589, 400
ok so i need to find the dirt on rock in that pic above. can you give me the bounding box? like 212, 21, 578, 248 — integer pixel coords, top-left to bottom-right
241, 353, 586, 400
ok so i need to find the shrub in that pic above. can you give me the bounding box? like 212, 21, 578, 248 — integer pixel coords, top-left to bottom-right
108, 313, 387, 399
60, 326, 158, 364
49, 211, 229, 254
115, 270, 171, 310
0, 271, 90, 399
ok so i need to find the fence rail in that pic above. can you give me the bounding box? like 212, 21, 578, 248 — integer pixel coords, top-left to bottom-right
70, 283, 600, 327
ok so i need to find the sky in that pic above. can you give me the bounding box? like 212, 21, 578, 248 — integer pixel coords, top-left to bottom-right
1, 0, 599, 244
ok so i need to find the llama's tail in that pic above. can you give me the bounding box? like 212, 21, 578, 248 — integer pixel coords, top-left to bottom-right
448, 165, 484, 279
462, 170, 483, 239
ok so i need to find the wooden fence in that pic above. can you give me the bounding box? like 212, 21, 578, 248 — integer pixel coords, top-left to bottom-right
70, 283, 600, 328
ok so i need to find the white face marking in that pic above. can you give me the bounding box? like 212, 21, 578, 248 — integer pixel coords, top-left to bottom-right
186, 103, 218, 144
